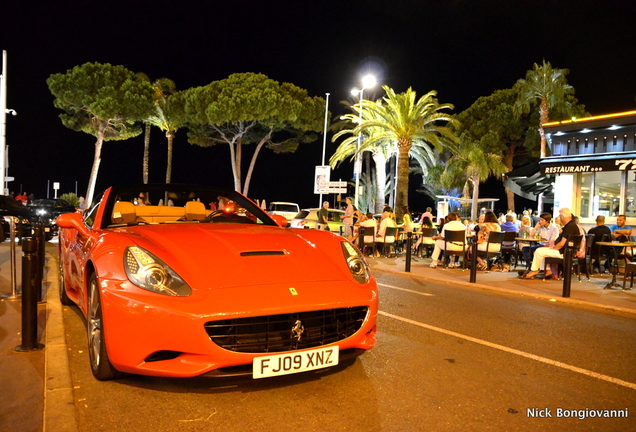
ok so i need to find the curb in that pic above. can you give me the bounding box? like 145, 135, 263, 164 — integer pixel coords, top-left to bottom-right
43, 253, 79, 432
372, 266, 636, 316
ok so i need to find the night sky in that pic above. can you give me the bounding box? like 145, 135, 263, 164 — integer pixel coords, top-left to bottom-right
1, 0, 635, 210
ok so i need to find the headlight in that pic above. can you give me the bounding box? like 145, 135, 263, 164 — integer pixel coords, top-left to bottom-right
124, 246, 192, 296
341, 241, 370, 284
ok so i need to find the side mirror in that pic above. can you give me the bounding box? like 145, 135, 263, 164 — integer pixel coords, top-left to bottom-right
270, 214, 289, 227
56, 212, 91, 237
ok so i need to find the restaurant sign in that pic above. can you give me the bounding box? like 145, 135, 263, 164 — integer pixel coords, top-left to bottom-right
540, 153, 636, 175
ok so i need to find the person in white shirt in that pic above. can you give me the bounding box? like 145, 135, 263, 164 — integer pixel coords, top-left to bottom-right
429, 212, 466, 268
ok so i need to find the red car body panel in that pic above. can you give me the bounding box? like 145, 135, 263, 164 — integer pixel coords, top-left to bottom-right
58, 185, 377, 378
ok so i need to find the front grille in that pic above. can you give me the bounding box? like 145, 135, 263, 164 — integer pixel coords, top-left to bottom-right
204, 307, 368, 353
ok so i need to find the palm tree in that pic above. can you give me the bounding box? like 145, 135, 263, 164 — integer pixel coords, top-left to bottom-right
442, 135, 507, 221
143, 78, 180, 184
514, 60, 574, 158
332, 86, 458, 219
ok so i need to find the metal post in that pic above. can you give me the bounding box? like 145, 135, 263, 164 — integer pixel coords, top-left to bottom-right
33, 222, 43, 302
15, 238, 44, 351
358, 227, 365, 252
405, 232, 412, 272
562, 241, 573, 298
469, 226, 480, 283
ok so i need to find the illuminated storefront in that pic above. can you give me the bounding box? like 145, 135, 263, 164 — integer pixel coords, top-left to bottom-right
541, 110, 636, 224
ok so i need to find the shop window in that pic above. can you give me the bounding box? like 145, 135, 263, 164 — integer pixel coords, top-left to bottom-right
580, 173, 592, 218
593, 171, 621, 217
626, 171, 636, 218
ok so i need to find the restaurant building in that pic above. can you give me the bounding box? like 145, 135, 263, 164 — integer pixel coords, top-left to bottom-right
539, 110, 636, 227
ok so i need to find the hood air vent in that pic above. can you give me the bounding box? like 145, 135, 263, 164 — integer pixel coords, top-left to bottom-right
240, 251, 286, 257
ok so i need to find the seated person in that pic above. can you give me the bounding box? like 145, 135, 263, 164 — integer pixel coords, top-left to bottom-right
521, 208, 578, 279
521, 213, 559, 269
429, 212, 466, 268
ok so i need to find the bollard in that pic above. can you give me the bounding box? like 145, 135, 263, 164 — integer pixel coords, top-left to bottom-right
469, 226, 480, 283
15, 238, 44, 352
33, 223, 44, 302
405, 232, 412, 272
562, 241, 574, 298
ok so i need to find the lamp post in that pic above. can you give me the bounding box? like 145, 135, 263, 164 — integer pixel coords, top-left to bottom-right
318, 93, 330, 207
351, 74, 376, 210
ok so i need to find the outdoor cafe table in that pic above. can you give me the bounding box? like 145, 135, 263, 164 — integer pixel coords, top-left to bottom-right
595, 241, 636, 290
514, 238, 546, 268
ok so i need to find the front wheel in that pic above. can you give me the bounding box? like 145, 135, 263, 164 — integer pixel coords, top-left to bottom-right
87, 273, 122, 380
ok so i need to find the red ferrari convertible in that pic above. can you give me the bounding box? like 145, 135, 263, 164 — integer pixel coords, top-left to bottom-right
57, 184, 377, 380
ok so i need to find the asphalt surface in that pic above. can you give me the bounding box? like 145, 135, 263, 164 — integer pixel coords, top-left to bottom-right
1, 242, 635, 431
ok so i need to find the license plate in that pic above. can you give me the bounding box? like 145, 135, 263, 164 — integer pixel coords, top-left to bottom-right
253, 346, 339, 379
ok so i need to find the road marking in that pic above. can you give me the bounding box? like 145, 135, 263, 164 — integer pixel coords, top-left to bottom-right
378, 283, 435, 296
379, 310, 636, 391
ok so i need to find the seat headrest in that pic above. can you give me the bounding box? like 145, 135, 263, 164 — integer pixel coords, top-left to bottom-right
184, 201, 207, 221
112, 201, 136, 224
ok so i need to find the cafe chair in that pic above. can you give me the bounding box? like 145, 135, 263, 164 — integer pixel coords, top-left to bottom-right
476, 231, 505, 273
359, 226, 376, 257
378, 226, 399, 257
577, 234, 595, 281
542, 234, 584, 281
500, 231, 519, 271
441, 229, 468, 270
623, 261, 636, 290
418, 227, 437, 258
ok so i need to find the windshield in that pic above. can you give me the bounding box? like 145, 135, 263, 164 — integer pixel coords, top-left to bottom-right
102, 184, 276, 228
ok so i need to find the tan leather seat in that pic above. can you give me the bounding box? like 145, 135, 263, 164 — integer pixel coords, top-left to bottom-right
184, 201, 207, 221
112, 201, 136, 224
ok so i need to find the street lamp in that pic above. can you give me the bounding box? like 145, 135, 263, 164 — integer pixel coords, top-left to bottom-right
351, 74, 376, 210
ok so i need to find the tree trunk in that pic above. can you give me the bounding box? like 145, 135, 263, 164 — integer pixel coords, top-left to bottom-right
165, 131, 174, 184
372, 151, 387, 214
86, 123, 105, 207
503, 144, 517, 212
471, 177, 480, 222
243, 130, 272, 196
539, 97, 549, 158
395, 138, 411, 220
143, 123, 150, 184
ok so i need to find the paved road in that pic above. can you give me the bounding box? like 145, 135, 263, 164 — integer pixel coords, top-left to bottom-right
62, 271, 636, 432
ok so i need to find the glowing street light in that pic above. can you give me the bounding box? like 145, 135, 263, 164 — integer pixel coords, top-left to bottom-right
351, 74, 376, 210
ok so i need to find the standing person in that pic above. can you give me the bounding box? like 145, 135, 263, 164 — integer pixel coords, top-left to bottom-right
341, 197, 354, 239
521, 208, 579, 279
420, 207, 434, 224
15, 192, 28, 205
402, 206, 414, 233
588, 215, 612, 273
429, 212, 466, 268
317, 201, 330, 230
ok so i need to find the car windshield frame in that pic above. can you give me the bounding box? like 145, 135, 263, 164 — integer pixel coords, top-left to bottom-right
98, 184, 277, 229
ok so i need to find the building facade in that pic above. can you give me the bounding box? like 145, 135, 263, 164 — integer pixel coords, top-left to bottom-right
541, 110, 636, 225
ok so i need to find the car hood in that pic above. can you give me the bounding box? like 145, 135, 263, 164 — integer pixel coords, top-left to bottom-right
113, 223, 350, 290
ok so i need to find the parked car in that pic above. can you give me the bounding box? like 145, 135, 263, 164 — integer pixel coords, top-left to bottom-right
28, 198, 77, 239
0, 195, 34, 242
267, 201, 300, 222
290, 208, 345, 234
57, 184, 377, 380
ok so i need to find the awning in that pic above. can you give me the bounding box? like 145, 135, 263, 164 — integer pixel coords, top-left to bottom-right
539, 151, 636, 175
504, 162, 554, 200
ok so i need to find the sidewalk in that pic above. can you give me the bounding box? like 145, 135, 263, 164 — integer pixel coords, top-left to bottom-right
367, 254, 636, 315
1, 243, 636, 432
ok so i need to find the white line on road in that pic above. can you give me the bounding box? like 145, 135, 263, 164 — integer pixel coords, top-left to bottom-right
379, 310, 636, 391
377, 283, 435, 296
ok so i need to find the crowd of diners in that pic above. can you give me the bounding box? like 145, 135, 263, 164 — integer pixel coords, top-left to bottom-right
419, 207, 632, 278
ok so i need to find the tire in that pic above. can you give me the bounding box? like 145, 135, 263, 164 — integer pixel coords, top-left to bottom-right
58, 254, 73, 306
87, 273, 122, 380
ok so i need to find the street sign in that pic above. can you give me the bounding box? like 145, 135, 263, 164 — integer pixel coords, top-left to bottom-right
329, 181, 347, 187
325, 188, 347, 194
